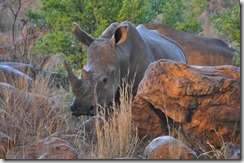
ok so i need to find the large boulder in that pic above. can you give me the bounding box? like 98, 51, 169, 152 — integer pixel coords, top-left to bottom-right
0, 82, 57, 143
0, 64, 33, 90
6, 137, 78, 159
143, 136, 197, 159
0, 62, 37, 80
131, 96, 170, 140
132, 59, 240, 151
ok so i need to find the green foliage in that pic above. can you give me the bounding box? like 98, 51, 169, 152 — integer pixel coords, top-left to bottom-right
25, 9, 45, 26
160, 0, 208, 33
25, 0, 240, 68
211, 2, 240, 65
26, 0, 158, 70
117, 0, 151, 24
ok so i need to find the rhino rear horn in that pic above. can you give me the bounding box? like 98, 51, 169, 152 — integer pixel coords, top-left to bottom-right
72, 22, 95, 46
63, 60, 79, 88
99, 22, 119, 39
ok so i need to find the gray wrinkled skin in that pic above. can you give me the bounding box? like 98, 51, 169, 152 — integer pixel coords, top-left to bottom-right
64, 21, 187, 116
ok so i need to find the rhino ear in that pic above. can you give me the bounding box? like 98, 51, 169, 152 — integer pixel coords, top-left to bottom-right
82, 69, 90, 79
111, 25, 128, 46
72, 22, 95, 46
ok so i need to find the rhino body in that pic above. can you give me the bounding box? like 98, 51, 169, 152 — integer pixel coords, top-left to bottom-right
143, 23, 235, 66
64, 21, 187, 116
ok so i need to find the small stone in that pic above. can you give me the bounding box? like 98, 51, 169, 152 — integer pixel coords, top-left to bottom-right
6, 137, 78, 159
80, 115, 105, 140
144, 136, 197, 159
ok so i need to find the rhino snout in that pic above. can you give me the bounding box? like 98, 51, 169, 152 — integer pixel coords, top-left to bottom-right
70, 101, 95, 116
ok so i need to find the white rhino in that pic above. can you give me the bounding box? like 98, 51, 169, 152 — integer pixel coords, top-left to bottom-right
64, 21, 187, 116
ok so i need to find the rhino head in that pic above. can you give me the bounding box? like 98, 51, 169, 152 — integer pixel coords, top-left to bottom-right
64, 22, 129, 116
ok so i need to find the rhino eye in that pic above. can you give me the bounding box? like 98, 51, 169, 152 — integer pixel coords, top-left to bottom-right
102, 77, 108, 83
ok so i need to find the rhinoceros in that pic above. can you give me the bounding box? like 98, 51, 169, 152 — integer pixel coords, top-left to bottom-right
64, 21, 187, 116
142, 23, 236, 66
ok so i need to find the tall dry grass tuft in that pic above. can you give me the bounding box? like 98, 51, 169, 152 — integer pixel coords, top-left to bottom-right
77, 79, 141, 159
0, 74, 75, 148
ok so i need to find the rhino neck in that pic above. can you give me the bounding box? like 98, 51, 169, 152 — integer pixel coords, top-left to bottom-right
116, 45, 149, 96
115, 25, 154, 95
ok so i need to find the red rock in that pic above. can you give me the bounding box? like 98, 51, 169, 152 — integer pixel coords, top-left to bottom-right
36, 137, 78, 159
132, 97, 169, 140
132, 59, 240, 151
6, 137, 78, 159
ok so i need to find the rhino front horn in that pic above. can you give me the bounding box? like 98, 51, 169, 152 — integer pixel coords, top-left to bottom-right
63, 60, 79, 88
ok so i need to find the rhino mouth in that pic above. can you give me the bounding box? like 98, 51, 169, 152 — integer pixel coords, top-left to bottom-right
71, 105, 95, 116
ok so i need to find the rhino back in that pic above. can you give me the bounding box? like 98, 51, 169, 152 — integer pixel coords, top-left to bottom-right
178, 34, 234, 65
136, 25, 187, 63
143, 23, 234, 66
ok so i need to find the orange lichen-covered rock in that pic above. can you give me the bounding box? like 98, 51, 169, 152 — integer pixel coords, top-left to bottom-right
132, 59, 240, 150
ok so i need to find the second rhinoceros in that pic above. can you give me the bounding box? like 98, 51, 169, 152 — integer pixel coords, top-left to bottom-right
64, 21, 187, 116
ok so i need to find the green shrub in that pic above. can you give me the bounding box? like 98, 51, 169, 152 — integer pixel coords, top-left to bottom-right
160, 0, 208, 34
211, 2, 240, 65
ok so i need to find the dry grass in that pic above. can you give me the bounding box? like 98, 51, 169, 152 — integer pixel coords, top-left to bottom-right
82, 80, 141, 159
0, 73, 141, 159
1, 75, 61, 147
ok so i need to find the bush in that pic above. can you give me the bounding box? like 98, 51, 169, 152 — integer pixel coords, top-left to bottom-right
160, 0, 208, 34
211, 2, 240, 65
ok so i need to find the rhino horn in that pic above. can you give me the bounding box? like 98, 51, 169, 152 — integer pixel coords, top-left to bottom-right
63, 60, 79, 88
72, 22, 94, 46
99, 22, 119, 39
